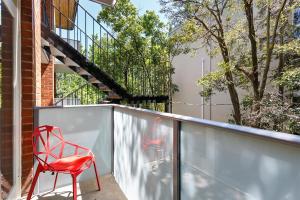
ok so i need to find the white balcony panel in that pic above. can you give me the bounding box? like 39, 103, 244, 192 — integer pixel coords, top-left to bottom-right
181, 121, 300, 200
114, 107, 174, 200
35, 105, 113, 193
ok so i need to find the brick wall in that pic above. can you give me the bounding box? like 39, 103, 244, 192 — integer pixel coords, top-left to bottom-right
41, 56, 54, 106
21, 0, 41, 195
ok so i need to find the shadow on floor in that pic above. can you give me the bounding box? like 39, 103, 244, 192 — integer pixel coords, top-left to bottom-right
28, 175, 127, 200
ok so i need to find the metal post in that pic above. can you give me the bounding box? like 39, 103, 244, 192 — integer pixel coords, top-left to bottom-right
67, 0, 70, 43
173, 120, 181, 200
107, 33, 109, 69
77, 8, 79, 50
111, 106, 115, 175
93, 19, 95, 63
59, 0, 62, 36
85, 11, 87, 58
99, 27, 102, 66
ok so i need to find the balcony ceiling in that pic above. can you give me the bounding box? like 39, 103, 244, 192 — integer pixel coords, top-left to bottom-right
53, 0, 116, 30
53, 0, 77, 30
90, 0, 117, 6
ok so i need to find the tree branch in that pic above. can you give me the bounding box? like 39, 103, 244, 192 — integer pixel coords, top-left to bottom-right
259, 0, 288, 99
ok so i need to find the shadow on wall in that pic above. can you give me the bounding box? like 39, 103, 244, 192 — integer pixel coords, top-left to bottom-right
36, 106, 113, 193
114, 108, 173, 200
181, 122, 300, 200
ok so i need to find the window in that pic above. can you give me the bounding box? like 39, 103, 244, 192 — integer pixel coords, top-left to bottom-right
0, 1, 15, 199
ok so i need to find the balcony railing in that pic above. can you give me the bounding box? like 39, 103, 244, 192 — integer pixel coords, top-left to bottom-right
42, 0, 171, 97
34, 105, 300, 200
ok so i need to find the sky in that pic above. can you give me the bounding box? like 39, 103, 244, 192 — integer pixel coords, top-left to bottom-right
79, 0, 167, 23
58, 0, 168, 42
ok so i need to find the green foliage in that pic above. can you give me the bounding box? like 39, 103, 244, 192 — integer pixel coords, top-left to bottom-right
276, 68, 300, 89
241, 95, 254, 110
242, 93, 300, 134
55, 72, 106, 104
197, 61, 249, 98
97, 0, 174, 96
161, 0, 300, 131
197, 69, 226, 98
275, 40, 300, 55
55, 73, 87, 97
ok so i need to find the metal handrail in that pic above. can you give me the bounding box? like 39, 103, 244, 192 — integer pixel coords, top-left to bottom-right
43, 0, 170, 98
54, 83, 104, 106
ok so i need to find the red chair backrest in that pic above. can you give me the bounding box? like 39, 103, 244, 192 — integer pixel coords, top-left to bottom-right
32, 125, 65, 167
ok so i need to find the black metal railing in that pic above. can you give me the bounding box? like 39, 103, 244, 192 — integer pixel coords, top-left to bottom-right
42, 0, 170, 97
54, 83, 105, 106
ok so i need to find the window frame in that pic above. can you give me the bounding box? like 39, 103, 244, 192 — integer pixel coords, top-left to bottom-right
0, 0, 21, 199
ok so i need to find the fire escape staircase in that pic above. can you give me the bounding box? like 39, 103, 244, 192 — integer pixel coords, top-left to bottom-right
41, 0, 169, 105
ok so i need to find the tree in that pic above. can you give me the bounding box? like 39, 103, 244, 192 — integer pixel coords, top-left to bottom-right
97, 0, 175, 97
161, 0, 300, 130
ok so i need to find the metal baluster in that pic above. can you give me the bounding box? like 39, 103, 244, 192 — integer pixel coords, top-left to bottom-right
93, 87, 96, 104
99, 27, 102, 67
113, 39, 116, 78
80, 30, 82, 51
77, 6, 79, 51
81, 85, 83, 105
74, 16, 76, 48
93, 19, 95, 64
131, 54, 134, 94
85, 11, 87, 58
59, 0, 62, 36
75, 90, 77, 105
107, 32, 109, 73
51, 1, 54, 31
86, 84, 88, 104
67, 0, 70, 43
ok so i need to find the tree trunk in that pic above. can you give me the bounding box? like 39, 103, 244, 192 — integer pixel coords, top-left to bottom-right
221, 45, 242, 125
226, 72, 242, 124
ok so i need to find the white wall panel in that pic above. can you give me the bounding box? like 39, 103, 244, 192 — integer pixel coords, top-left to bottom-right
114, 107, 174, 200
181, 122, 300, 200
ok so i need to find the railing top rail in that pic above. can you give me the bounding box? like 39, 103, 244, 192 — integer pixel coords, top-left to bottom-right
51, 5, 100, 46
54, 83, 88, 105
52, 1, 121, 45
75, 1, 116, 39
34, 104, 300, 147
51, 4, 127, 61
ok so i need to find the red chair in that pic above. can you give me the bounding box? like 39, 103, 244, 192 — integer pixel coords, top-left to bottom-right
26, 125, 101, 200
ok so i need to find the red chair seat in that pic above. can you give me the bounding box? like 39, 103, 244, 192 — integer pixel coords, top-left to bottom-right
49, 155, 93, 172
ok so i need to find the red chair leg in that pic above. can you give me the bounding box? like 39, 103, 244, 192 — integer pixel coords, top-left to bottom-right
26, 164, 43, 200
93, 161, 101, 191
52, 172, 59, 191
72, 174, 78, 200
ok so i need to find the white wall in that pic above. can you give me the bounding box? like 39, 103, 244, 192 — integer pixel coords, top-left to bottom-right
172, 41, 234, 122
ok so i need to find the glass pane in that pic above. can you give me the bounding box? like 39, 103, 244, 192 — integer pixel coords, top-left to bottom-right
36, 106, 112, 193
181, 121, 300, 200
0, 1, 15, 199
114, 107, 173, 200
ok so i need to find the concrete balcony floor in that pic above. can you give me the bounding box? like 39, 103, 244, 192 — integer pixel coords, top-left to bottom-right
27, 175, 127, 200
